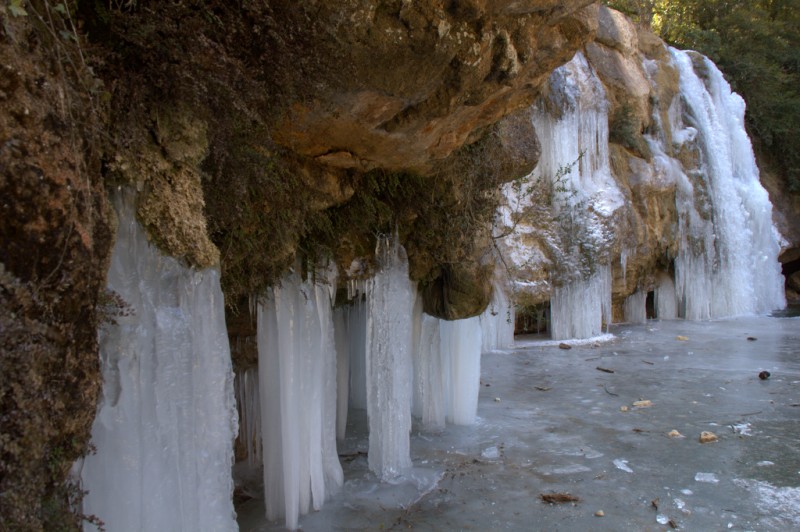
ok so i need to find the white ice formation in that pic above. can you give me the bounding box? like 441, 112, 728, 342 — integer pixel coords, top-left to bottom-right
479, 280, 516, 352
257, 265, 343, 530
498, 45, 785, 339
366, 236, 416, 480
79, 189, 238, 531
412, 313, 483, 429
667, 48, 785, 318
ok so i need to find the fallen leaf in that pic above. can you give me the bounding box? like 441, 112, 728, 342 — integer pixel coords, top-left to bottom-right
651, 498, 660, 510
559, 343, 572, 350
540, 493, 580, 504
667, 429, 684, 438
759, 371, 771, 380
595, 510, 605, 517
676, 336, 689, 341
596, 366, 615, 374
620, 405, 629, 412
534, 386, 551, 392
699, 431, 718, 443
747, 336, 757, 341
633, 400, 653, 408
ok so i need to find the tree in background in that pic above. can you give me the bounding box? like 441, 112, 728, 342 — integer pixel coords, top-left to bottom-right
604, 0, 800, 191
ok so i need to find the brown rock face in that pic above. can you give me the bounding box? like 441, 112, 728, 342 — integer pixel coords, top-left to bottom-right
269, 0, 598, 174
0, 10, 112, 529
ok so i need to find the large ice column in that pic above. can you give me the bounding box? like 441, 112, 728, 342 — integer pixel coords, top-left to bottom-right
479, 281, 515, 352
80, 189, 237, 532
654, 273, 678, 319
366, 237, 416, 480
441, 317, 482, 425
258, 267, 343, 530
623, 290, 647, 324
413, 314, 446, 429
669, 49, 785, 317
550, 265, 612, 340
412, 313, 483, 429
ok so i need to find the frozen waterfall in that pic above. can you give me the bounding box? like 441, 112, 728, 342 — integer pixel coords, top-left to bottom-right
257, 266, 343, 530
668, 48, 785, 318
79, 189, 237, 531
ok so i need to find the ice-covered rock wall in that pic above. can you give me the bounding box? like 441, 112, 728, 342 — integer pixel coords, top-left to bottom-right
496, 30, 785, 337
257, 267, 343, 530
366, 237, 416, 480
501, 52, 621, 340
80, 189, 237, 531
667, 49, 786, 318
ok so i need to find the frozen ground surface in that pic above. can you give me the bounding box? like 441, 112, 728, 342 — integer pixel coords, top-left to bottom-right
237, 312, 800, 531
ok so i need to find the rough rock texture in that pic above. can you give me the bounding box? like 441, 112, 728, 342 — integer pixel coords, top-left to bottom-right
78, 0, 598, 317
0, 6, 112, 528
269, 0, 599, 174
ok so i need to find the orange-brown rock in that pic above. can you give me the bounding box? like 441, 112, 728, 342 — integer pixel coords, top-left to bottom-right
268, 0, 599, 174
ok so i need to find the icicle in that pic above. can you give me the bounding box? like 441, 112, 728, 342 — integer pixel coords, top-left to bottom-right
654, 273, 677, 320
258, 266, 343, 530
623, 290, 647, 324
550, 264, 612, 340
80, 188, 238, 531
236, 367, 262, 465
441, 317, 482, 425
366, 235, 415, 480
479, 280, 515, 352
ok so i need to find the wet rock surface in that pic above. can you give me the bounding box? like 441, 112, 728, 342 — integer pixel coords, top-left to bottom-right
237, 315, 800, 531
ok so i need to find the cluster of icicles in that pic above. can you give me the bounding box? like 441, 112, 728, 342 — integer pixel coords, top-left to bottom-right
77, 42, 787, 531
79, 192, 514, 531
242, 236, 513, 529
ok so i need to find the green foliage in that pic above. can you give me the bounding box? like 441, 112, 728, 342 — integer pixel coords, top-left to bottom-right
609, 102, 648, 155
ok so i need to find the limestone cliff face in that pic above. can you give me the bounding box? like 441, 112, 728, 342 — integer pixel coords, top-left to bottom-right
496, 5, 790, 321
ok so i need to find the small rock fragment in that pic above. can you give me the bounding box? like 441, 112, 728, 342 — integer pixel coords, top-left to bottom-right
676, 335, 689, 341
559, 342, 572, 350
620, 405, 629, 412
494, 397, 501, 402
759, 370, 771, 380
540, 493, 580, 504
699, 431, 718, 443
595, 510, 605, 517
667, 429, 684, 438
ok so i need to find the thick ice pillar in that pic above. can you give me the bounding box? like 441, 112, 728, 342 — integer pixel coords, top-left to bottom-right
366, 237, 416, 480
80, 189, 238, 531
654, 273, 677, 319
258, 268, 343, 530
550, 265, 612, 340
623, 290, 647, 324
479, 281, 515, 352
441, 317, 482, 425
